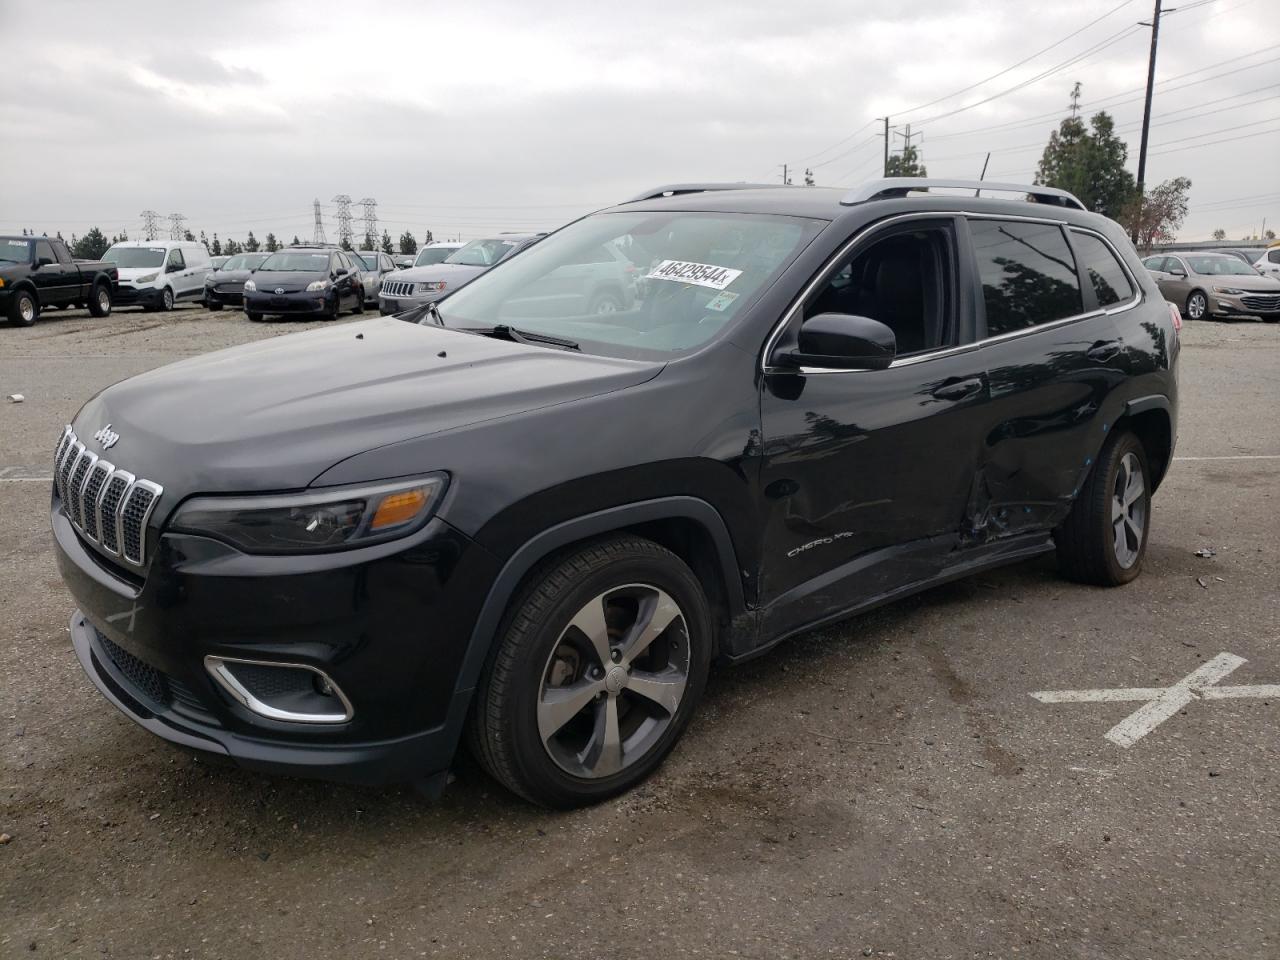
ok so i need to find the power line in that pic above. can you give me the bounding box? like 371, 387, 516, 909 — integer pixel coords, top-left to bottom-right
1148, 125, 1280, 155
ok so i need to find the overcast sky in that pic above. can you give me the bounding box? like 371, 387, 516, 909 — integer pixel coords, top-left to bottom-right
1, 0, 1276, 244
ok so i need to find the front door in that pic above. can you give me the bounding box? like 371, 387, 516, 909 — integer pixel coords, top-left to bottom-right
757, 217, 988, 640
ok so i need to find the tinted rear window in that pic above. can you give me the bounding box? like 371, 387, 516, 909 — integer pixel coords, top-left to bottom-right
970, 220, 1082, 336
1070, 230, 1134, 307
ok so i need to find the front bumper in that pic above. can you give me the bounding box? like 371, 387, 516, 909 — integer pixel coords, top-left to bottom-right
53, 496, 500, 787
243, 289, 332, 315
204, 285, 245, 307
114, 285, 164, 307
1208, 292, 1280, 319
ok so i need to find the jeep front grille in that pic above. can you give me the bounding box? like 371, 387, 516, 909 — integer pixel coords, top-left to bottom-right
54, 426, 163, 568
380, 280, 416, 298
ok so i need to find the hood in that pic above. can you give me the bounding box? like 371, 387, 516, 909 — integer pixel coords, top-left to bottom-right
1198, 273, 1280, 291
211, 268, 253, 283
116, 265, 167, 282
393, 262, 487, 284
72, 317, 661, 498
247, 270, 327, 293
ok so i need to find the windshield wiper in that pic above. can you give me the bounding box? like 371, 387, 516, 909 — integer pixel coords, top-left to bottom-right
481, 324, 579, 351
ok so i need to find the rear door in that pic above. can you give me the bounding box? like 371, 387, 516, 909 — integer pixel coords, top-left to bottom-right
962, 217, 1130, 537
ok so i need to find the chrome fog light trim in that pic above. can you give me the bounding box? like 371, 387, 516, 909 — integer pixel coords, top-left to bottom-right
204, 655, 354, 724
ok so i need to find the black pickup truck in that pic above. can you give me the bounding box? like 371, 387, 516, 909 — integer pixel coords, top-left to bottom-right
0, 236, 118, 326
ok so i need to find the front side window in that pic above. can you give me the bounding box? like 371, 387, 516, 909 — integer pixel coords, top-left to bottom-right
1070, 230, 1135, 307
104, 245, 166, 268
969, 220, 1082, 336
167, 249, 185, 269
35, 240, 55, 264
434, 211, 822, 359
804, 223, 956, 355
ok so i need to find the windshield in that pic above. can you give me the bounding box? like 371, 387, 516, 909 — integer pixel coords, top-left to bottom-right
414, 246, 457, 266
356, 252, 381, 269
430, 211, 821, 360
257, 252, 331, 272
223, 254, 269, 271
445, 239, 522, 267
0, 238, 31, 263
105, 245, 166, 268
1187, 256, 1257, 276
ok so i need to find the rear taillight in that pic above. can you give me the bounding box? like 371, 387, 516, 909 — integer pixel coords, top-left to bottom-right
1168, 301, 1182, 332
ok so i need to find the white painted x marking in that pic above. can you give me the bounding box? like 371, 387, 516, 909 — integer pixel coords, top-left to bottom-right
1031, 652, 1280, 747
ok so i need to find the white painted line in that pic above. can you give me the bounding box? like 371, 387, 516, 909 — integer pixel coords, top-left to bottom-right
1031, 652, 1278, 748
1173, 455, 1280, 461
0, 478, 53, 483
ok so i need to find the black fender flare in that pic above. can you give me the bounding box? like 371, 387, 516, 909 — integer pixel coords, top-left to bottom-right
434, 496, 748, 760
1124, 394, 1170, 418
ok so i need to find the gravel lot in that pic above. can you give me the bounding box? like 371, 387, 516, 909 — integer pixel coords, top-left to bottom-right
2, 304, 1278, 959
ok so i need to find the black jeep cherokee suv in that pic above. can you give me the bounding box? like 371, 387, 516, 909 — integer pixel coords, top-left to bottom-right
52, 179, 1179, 807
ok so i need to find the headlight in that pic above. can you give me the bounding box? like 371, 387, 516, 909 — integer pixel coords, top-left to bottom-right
170, 476, 446, 554
136, 273, 158, 283
416, 281, 446, 294
1213, 286, 1244, 295
306, 279, 331, 292
243, 279, 257, 292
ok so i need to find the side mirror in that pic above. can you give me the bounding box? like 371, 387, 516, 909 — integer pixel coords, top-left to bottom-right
775, 313, 897, 371
166, 262, 181, 273
335, 268, 348, 277
35, 257, 54, 268
1169, 266, 1186, 277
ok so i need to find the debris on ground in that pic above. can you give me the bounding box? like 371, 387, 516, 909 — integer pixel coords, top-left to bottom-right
1194, 547, 1216, 558
5, 394, 23, 403
1196, 576, 1209, 589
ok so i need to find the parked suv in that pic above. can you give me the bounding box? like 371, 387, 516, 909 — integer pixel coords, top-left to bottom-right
1142, 252, 1280, 321
379, 234, 541, 314
52, 179, 1179, 808
242, 246, 365, 321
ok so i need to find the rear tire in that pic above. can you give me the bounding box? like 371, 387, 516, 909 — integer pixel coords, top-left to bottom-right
8, 289, 38, 326
1054, 431, 1151, 586
467, 535, 712, 808
87, 283, 112, 318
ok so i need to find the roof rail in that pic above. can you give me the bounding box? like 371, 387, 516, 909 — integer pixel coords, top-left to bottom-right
842, 178, 1086, 211
625, 182, 782, 203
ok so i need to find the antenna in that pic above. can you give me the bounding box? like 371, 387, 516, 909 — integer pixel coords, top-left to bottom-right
139, 210, 161, 241
358, 198, 377, 248
167, 213, 186, 241
332, 194, 353, 247
312, 199, 327, 244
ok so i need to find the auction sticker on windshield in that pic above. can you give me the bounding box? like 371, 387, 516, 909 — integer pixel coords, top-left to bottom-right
647, 260, 743, 291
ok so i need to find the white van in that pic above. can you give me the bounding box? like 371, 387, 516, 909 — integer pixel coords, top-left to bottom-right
1254, 245, 1280, 280
103, 240, 213, 311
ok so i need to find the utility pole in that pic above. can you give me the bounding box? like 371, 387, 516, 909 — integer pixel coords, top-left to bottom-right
1134, 0, 1164, 242
878, 117, 891, 176
779, 164, 791, 185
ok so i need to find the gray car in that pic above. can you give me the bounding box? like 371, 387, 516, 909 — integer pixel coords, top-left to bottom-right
203, 252, 269, 309
353, 250, 398, 305
379, 234, 542, 315
1142, 252, 1280, 322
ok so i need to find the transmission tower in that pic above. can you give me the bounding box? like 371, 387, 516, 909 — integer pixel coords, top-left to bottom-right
312, 199, 327, 244
167, 213, 186, 241
332, 194, 353, 247
358, 198, 377, 248
139, 210, 161, 240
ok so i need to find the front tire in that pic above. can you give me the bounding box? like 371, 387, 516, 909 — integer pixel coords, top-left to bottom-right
245, 310, 264, 322
467, 536, 712, 808
1185, 290, 1207, 321
8, 289, 39, 326
160, 287, 175, 312
1055, 431, 1152, 586
87, 283, 112, 318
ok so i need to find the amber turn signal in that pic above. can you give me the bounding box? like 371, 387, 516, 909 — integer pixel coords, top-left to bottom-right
371, 488, 429, 529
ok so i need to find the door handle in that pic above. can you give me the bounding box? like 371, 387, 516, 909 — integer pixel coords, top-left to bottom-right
931, 377, 984, 402
1087, 339, 1121, 362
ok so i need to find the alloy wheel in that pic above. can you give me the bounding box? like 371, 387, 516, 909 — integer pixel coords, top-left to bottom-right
1187, 293, 1206, 319
537, 584, 689, 779
20, 297, 35, 322
1111, 451, 1146, 569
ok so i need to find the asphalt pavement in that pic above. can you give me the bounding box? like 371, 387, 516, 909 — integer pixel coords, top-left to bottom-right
1, 304, 1277, 959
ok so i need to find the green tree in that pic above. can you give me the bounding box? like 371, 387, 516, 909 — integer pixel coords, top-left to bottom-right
1266, 229, 1276, 241
224, 238, 243, 255
340, 237, 353, 251
1121, 176, 1192, 248
73, 227, 109, 260
380, 229, 394, 254
264, 232, 279, 252
1212, 228, 1226, 241
183, 229, 195, 242
210, 233, 222, 256
360, 232, 374, 251
1035, 93, 1136, 218
398, 231, 418, 255
885, 144, 926, 178
244, 231, 260, 252
423, 230, 434, 245
291, 235, 301, 246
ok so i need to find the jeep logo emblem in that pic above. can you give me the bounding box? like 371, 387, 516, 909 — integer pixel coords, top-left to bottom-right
93, 424, 120, 449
